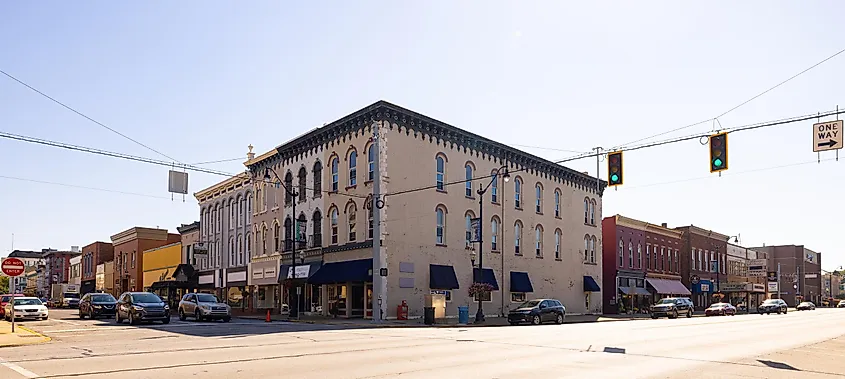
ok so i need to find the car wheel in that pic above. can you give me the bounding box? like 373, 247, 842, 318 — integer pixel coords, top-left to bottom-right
671, 310, 679, 319
89, 309, 96, 319
162, 317, 170, 324
178, 309, 187, 321
531, 315, 541, 325
195, 310, 202, 322
783, 308, 787, 314
128, 312, 137, 325
555, 313, 564, 324
687, 310, 693, 318
115, 312, 123, 324
509, 322, 518, 326
79, 310, 86, 319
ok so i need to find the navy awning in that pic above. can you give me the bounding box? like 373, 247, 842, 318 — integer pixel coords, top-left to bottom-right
473, 268, 499, 290
307, 259, 373, 285
429, 264, 460, 290
510, 271, 534, 293
584, 276, 601, 292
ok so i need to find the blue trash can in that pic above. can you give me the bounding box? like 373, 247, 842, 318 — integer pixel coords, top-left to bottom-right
458, 306, 469, 324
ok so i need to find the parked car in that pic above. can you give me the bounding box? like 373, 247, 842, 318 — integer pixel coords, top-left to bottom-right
705, 302, 736, 316
4, 297, 48, 321
507, 299, 566, 325
797, 301, 816, 311
115, 292, 170, 325
177, 293, 231, 322
0, 294, 25, 318
758, 299, 788, 314
650, 297, 694, 319
79, 293, 117, 319
838, 300, 845, 308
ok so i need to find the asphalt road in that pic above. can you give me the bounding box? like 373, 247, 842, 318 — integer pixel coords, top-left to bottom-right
1, 308, 844, 379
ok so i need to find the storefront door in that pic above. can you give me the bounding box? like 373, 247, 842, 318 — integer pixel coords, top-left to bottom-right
350, 284, 365, 318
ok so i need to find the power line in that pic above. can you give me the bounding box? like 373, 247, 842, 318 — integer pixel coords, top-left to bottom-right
190, 157, 245, 165
0, 174, 171, 199
611, 47, 845, 149
509, 144, 587, 154
0, 68, 181, 163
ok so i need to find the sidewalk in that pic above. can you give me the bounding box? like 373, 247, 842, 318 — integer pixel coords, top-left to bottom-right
238, 312, 666, 328
0, 321, 51, 348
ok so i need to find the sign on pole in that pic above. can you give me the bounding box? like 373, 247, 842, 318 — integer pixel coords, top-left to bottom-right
470, 218, 481, 243
813, 120, 843, 152
1, 258, 25, 277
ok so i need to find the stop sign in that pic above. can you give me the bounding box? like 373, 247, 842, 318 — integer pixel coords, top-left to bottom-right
1, 258, 25, 277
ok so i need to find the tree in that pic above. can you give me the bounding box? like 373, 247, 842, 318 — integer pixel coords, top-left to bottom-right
0, 276, 8, 294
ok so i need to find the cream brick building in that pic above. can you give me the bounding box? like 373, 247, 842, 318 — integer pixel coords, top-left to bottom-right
244, 101, 606, 319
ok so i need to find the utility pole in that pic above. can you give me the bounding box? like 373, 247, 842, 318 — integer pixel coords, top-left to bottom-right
777, 262, 781, 300
372, 120, 386, 323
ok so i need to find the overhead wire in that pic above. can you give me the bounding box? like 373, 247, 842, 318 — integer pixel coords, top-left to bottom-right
0, 69, 182, 163
0, 174, 172, 199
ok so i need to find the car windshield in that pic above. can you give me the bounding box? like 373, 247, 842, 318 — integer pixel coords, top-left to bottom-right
708, 303, 725, 308
656, 299, 676, 305
517, 300, 541, 308
130, 293, 162, 303
64, 293, 80, 298
196, 294, 219, 303
14, 298, 42, 306
91, 294, 116, 302
762, 300, 779, 305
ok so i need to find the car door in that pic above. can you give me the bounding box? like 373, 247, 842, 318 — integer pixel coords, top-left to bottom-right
79, 294, 88, 314
118, 293, 129, 317
539, 300, 552, 321
184, 294, 196, 314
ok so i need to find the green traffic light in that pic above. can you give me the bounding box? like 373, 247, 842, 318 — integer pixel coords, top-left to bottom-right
713, 158, 723, 167
610, 174, 619, 183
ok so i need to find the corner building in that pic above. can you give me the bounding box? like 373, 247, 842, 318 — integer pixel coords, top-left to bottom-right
246, 101, 605, 319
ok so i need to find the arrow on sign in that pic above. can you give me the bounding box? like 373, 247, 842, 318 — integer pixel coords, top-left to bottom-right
818, 140, 838, 148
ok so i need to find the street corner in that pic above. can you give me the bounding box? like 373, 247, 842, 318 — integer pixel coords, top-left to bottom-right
0, 321, 51, 348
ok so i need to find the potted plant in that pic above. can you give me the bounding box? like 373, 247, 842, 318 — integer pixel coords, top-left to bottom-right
468, 283, 494, 300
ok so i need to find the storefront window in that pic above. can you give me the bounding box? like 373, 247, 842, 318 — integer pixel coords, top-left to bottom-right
228, 287, 244, 309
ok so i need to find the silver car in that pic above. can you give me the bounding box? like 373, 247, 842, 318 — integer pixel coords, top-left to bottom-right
178, 293, 231, 322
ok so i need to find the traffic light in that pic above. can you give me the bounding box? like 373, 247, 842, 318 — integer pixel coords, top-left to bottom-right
607, 151, 623, 186
709, 132, 728, 173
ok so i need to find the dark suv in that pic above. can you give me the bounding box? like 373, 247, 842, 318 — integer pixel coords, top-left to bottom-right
508, 299, 566, 325
79, 293, 117, 319
115, 292, 171, 325
650, 297, 694, 319
758, 299, 788, 315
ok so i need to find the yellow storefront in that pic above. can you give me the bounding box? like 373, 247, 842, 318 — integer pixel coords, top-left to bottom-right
142, 242, 182, 306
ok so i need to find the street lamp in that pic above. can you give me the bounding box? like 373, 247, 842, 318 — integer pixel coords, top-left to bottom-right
263, 167, 300, 318
473, 166, 509, 323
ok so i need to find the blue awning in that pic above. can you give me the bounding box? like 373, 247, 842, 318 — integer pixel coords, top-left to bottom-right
473, 268, 499, 290
429, 264, 459, 290
510, 271, 534, 293
307, 259, 373, 285
584, 276, 601, 292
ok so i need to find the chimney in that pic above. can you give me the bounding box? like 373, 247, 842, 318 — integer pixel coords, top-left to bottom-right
247, 144, 255, 161
661, 223, 668, 228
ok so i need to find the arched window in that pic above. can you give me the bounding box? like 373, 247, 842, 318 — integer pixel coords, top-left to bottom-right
584, 198, 589, 224
367, 206, 374, 240
245, 232, 252, 259
298, 167, 307, 200
590, 199, 596, 225
237, 195, 244, 227
284, 172, 293, 205
330, 208, 339, 245
554, 189, 561, 218
313, 161, 323, 197
491, 170, 499, 203
368, 144, 376, 181
584, 235, 590, 262
435, 155, 446, 191
312, 209, 322, 246
229, 236, 236, 265
535, 183, 543, 213
256, 187, 262, 212
465, 211, 475, 245
331, 157, 339, 192
465, 164, 474, 197
435, 206, 446, 245
628, 242, 634, 269
247, 194, 253, 223
618, 238, 624, 268
637, 243, 643, 269
590, 236, 597, 263
349, 150, 358, 186
514, 220, 522, 255
284, 218, 292, 251
230, 200, 235, 228
535, 225, 543, 257
261, 225, 267, 255
514, 178, 523, 208
554, 229, 562, 260
274, 221, 281, 252
491, 217, 500, 251
347, 202, 357, 242
237, 234, 244, 266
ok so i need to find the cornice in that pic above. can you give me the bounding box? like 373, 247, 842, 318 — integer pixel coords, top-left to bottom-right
195, 174, 252, 203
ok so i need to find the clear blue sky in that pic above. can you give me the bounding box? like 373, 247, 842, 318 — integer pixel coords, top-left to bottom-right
1, 2, 843, 269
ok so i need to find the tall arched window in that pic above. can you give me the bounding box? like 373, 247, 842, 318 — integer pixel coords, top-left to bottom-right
298, 167, 307, 200
491, 217, 500, 251
435, 206, 446, 245
256, 187, 262, 212
584, 198, 589, 224
514, 221, 522, 255
229, 236, 236, 264
274, 221, 281, 252
237, 196, 244, 227
535, 225, 543, 257
618, 238, 624, 268
465, 211, 475, 245
589, 199, 596, 225
590, 236, 597, 263
638, 243, 643, 269
245, 232, 252, 259
435, 155, 446, 191
230, 200, 235, 228
465, 164, 474, 197
237, 234, 244, 266
331, 157, 339, 192
584, 235, 590, 262
554, 229, 562, 260
312, 209, 322, 246
554, 190, 561, 218
284, 172, 293, 205
284, 218, 292, 251
349, 150, 358, 186
535, 183, 543, 213
261, 225, 267, 255
368, 144, 375, 181
247, 194, 253, 223
491, 170, 499, 203
628, 242, 634, 269
313, 161, 323, 197
347, 202, 357, 242
514, 178, 523, 208
330, 208, 339, 244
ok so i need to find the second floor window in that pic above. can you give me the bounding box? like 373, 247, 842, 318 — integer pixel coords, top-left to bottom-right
436, 156, 445, 191
491, 172, 498, 203
628, 242, 634, 268
349, 151, 358, 186
491, 218, 499, 251
435, 207, 445, 245
514, 178, 522, 208
554, 190, 560, 218
554, 230, 561, 259
330, 209, 338, 244
465, 164, 473, 197
535, 184, 542, 213
514, 221, 522, 254
331, 158, 339, 192
618, 239, 623, 268
637, 244, 642, 269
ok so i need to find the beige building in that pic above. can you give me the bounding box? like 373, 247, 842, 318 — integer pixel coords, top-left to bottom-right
103, 261, 114, 295
69, 256, 82, 288
244, 101, 606, 319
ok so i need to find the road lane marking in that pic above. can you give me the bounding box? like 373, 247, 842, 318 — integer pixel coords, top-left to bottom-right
0, 358, 42, 379
49, 319, 82, 326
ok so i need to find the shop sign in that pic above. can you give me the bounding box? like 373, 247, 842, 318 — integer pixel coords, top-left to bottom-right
767, 282, 778, 292
700, 283, 710, 292
719, 282, 751, 292
752, 283, 766, 292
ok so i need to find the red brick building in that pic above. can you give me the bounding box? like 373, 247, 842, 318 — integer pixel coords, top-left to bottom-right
81, 242, 114, 295
110, 227, 180, 296
675, 225, 730, 310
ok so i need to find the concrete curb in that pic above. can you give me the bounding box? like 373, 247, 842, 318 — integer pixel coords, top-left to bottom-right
237, 315, 651, 328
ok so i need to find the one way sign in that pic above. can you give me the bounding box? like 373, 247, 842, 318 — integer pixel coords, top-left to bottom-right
813, 120, 843, 152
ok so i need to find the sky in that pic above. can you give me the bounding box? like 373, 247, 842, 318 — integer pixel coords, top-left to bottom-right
1, 1, 843, 269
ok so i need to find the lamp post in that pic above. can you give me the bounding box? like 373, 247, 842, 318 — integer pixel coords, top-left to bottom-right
264, 167, 299, 318
473, 166, 509, 323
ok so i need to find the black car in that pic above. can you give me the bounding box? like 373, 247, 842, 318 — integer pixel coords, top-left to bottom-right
650, 297, 694, 319
508, 299, 566, 325
79, 293, 117, 319
758, 299, 788, 314
797, 301, 816, 311
115, 292, 171, 325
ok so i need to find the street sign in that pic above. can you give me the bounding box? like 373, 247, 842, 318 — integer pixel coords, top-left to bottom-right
767, 282, 778, 292
766, 271, 778, 282
691, 275, 700, 285
812, 120, 843, 152
380, 268, 388, 277
1, 258, 25, 277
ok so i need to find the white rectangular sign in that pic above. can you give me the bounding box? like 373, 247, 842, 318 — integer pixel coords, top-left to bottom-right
813, 120, 843, 152
767, 282, 778, 292
286, 265, 311, 279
